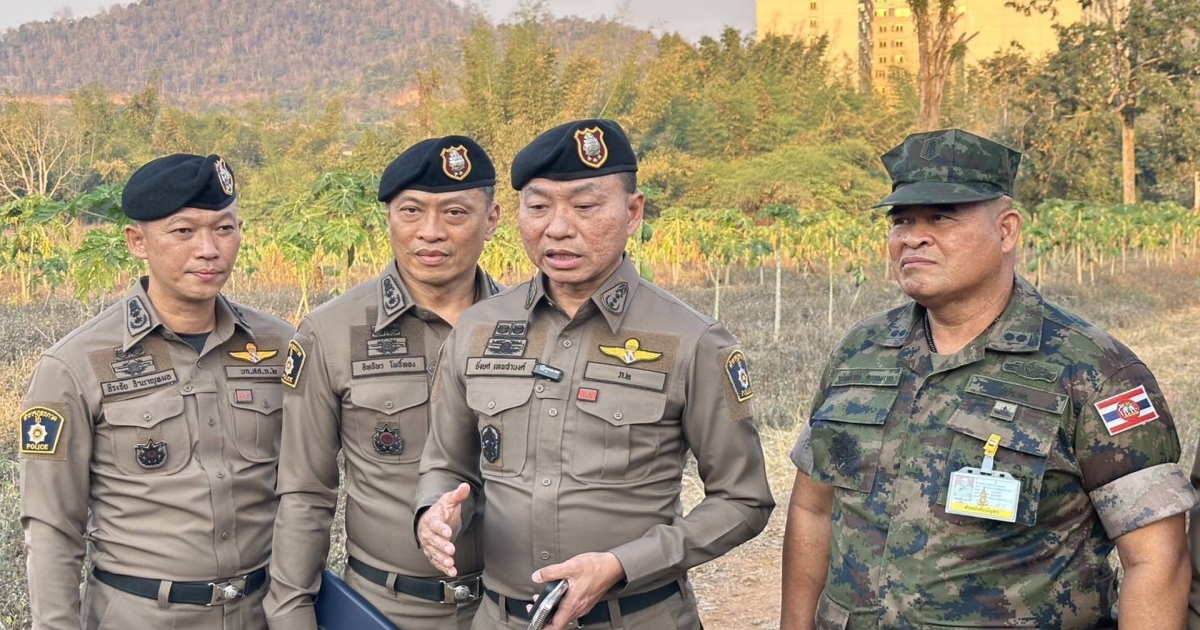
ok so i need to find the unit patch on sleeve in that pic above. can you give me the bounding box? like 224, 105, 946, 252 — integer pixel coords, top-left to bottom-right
20, 406, 66, 456
1094, 385, 1159, 436
281, 340, 307, 388
725, 349, 754, 403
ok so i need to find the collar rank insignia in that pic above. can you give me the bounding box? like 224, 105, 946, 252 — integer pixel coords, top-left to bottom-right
127, 297, 151, 335
441, 146, 472, 181
601, 282, 628, 315
1002, 360, 1061, 383
599, 338, 662, 365
725, 349, 754, 403
281, 339, 306, 389
111, 355, 155, 378
574, 127, 609, 169
480, 425, 500, 463
229, 342, 277, 364
134, 437, 168, 469
215, 158, 235, 195
20, 406, 65, 455
373, 424, 404, 455
524, 277, 538, 310
381, 275, 405, 315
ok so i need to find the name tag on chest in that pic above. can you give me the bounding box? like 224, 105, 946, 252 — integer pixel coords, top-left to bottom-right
945, 467, 1021, 523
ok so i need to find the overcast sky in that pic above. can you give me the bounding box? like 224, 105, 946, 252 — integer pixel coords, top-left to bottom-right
0, 0, 756, 40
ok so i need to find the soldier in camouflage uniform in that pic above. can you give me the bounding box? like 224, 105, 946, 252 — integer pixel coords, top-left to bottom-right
781, 129, 1197, 630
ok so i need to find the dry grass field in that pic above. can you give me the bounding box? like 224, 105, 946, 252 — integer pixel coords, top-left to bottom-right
1, 260, 1198, 629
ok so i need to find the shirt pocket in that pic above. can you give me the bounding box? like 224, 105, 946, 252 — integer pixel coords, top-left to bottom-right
103, 388, 192, 476
936, 395, 1058, 527
228, 384, 284, 463
571, 385, 669, 484
466, 377, 535, 478
348, 376, 429, 465
809, 385, 899, 492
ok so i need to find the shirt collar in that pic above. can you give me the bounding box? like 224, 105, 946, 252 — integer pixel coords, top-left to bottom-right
524, 255, 640, 333
121, 277, 253, 352
375, 262, 502, 330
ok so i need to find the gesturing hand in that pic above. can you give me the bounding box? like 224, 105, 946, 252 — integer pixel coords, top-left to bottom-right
416, 483, 471, 577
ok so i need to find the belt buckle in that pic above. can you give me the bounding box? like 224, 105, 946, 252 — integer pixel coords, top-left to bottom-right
207, 576, 248, 606
442, 574, 481, 604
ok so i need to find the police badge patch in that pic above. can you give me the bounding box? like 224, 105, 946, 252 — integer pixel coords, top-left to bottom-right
281, 340, 306, 389
381, 275, 405, 316
725, 350, 754, 403
574, 127, 609, 169
215, 158, 235, 195
134, 438, 168, 469
601, 282, 628, 315
20, 406, 65, 456
480, 425, 500, 463
441, 146, 472, 181
373, 424, 404, 455
126, 296, 151, 336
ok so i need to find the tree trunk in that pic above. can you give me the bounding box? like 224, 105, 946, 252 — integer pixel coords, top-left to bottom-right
773, 255, 782, 343
1121, 110, 1137, 204
1193, 170, 1199, 213
711, 268, 721, 321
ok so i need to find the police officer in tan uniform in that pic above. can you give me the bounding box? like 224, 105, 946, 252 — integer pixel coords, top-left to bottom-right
19, 154, 294, 630
416, 119, 775, 630
265, 136, 502, 630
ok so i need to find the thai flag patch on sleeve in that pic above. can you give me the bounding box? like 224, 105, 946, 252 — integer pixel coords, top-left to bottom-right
1094, 385, 1159, 436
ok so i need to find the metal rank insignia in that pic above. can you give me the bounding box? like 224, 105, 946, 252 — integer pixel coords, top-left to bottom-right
945, 433, 1021, 523
372, 424, 404, 455
599, 338, 662, 365
480, 425, 500, 463
228, 342, 278, 364
134, 438, 168, 469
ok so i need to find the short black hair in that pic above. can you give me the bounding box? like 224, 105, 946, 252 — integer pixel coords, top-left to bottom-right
616, 171, 637, 194
477, 185, 496, 204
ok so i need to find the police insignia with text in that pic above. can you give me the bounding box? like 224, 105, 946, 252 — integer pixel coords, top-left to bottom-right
726, 350, 754, 402
20, 407, 65, 455
281, 340, 306, 388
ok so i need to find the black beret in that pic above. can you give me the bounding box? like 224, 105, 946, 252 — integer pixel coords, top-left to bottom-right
510, 119, 637, 190
378, 135, 497, 203
122, 154, 237, 221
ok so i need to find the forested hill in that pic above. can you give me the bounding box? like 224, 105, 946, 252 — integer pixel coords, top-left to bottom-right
0, 0, 476, 101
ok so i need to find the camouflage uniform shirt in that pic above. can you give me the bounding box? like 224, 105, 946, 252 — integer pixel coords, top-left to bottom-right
792, 276, 1198, 629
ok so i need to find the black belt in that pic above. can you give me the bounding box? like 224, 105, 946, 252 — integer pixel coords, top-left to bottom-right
348, 556, 481, 604
92, 566, 267, 607
484, 580, 681, 625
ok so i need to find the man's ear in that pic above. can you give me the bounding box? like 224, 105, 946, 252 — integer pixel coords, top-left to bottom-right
997, 205, 1023, 255
125, 222, 150, 261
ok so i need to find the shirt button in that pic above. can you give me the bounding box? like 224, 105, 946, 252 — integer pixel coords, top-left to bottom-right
562, 340, 573, 348
385, 400, 394, 409
142, 412, 152, 421
262, 400, 270, 409
542, 478, 551, 486
535, 384, 545, 393
207, 418, 216, 427
540, 551, 550, 560
216, 471, 225, 479
487, 401, 496, 410
196, 361, 204, 369
548, 408, 558, 417
613, 412, 623, 421
183, 384, 193, 393
221, 532, 229, 540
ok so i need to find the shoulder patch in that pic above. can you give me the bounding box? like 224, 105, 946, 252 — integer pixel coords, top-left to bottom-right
725, 349, 754, 403
1095, 385, 1159, 436
20, 405, 66, 456
281, 340, 306, 389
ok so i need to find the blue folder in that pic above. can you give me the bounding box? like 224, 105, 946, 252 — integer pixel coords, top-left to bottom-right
315, 569, 402, 630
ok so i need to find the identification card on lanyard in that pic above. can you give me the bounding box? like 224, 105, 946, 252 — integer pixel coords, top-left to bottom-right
945, 433, 1022, 523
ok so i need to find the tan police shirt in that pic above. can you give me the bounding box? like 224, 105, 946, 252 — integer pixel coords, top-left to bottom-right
19, 279, 294, 630
416, 256, 775, 598
266, 263, 500, 629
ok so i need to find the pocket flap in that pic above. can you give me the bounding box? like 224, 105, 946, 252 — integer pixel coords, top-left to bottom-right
105, 388, 185, 428
467, 377, 535, 417
575, 386, 666, 426
350, 377, 429, 415
228, 385, 285, 415
947, 405, 1055, 457
812, 385, 899, 426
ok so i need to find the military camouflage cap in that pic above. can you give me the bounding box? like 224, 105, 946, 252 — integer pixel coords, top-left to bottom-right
873, 128, 1021, 208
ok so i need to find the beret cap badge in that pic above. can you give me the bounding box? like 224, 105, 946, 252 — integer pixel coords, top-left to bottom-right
440, 146, 472, 182
214, 158, 235, 195
574, 127, 608, 169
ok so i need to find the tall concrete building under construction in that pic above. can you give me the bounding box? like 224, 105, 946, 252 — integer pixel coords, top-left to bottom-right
756, 0, 1083, 90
